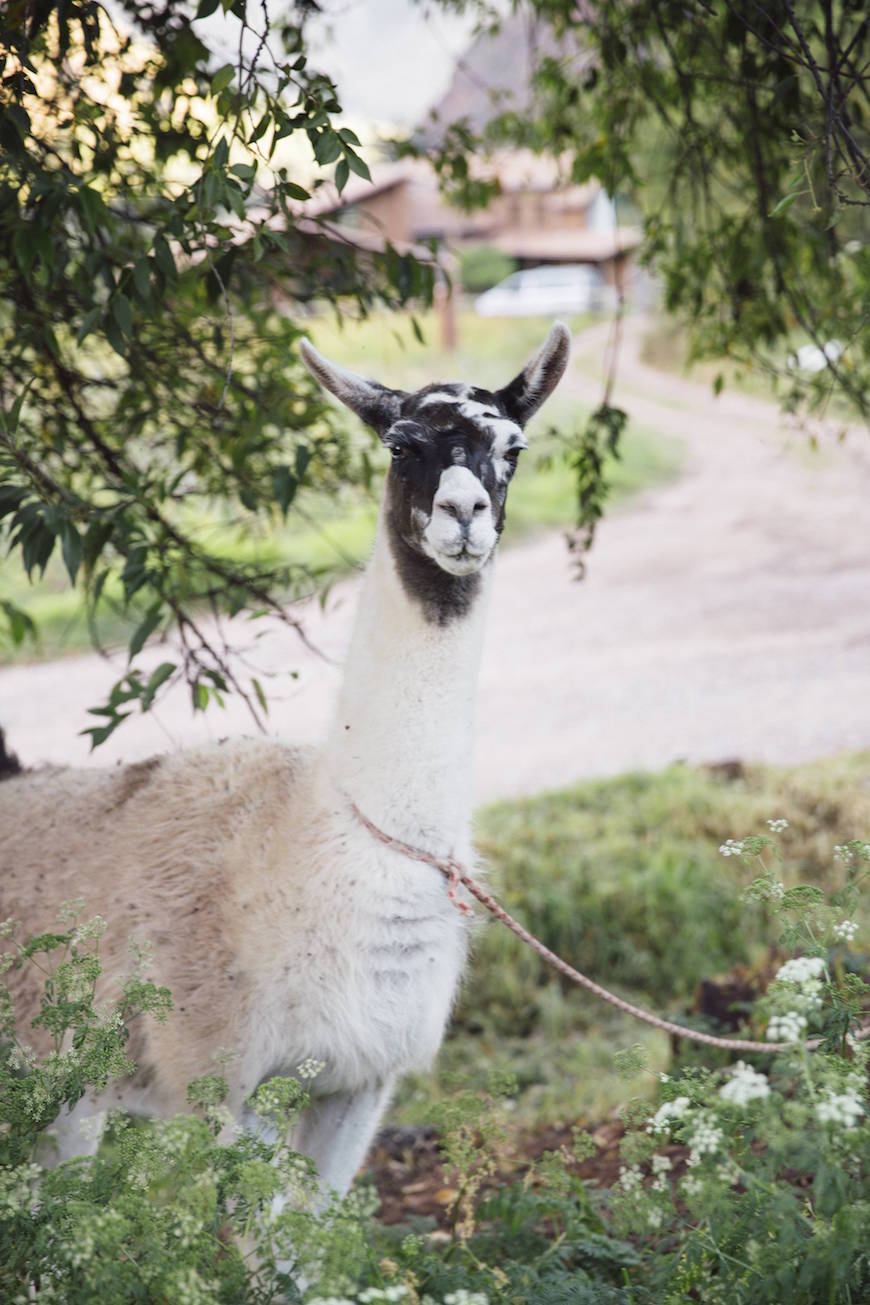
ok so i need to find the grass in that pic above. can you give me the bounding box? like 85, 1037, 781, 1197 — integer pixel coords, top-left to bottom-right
392, 751, 870, 1128
638, 315, 860, 423
2, 307, 683, 664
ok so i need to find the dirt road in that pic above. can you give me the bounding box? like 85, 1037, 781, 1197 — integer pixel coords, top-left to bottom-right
3, 316, 869, 803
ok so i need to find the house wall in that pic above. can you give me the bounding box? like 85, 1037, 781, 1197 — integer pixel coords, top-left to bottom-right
348, 186, 413, 243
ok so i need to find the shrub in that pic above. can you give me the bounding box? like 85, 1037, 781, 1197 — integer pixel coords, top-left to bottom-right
0, 907, 635, 1303
606, 832, 870, 1304
2, 816, 868, 1303
457, 247, 516, 294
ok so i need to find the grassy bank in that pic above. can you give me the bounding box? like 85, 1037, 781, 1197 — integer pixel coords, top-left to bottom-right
393, 751, 870, 1128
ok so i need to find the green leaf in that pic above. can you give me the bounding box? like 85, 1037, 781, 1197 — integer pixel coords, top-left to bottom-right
76, 306, 101, 345
104, 315, 127, 359
314, 131, 341, 165
60, 522, 83, 584
252, 677, 268, 715
0, 378, 34, 436
132, 258, 151, 299
272, 464, 297, 516
335, 158, 349, 194
128, 604, 162, 660
80, 713, 131, 750
6, 104, 31, 141
344, 149, 371, 181
195, 0, 220, 15
142, 661, 176, 709
0, 599, 37, 647
249, 113, 270, 145
153, 235, 176, 280
294, 445, 311, 482
78, 185, 105, 234
192, 681, 209, 711
211, 63, 235, 96
769, 190, 802, 217
111, 293, 133, 338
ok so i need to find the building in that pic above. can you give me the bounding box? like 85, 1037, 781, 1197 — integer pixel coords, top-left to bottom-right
300, 152, 640, 288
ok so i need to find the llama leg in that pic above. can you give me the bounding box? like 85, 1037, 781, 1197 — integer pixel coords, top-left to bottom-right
40, 1096, 106, 1165
267, 1079, 394, 1289
289, 1077, 395, 1203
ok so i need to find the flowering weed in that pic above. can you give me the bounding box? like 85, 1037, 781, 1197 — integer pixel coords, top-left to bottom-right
607, 825, 870, 1303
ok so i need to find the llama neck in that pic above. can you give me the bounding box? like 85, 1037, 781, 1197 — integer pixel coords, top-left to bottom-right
322, 509, 493, 858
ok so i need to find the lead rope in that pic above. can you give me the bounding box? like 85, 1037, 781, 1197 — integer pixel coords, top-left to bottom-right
351, 801, 870, 1056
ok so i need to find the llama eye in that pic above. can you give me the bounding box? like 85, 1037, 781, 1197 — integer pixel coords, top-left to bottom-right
503, 448, 522, 466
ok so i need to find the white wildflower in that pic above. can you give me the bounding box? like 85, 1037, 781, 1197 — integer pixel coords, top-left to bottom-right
815, 1088, 865, 1129
681, 1174, 702, 1197
445, 1293, 490, 1305
719, 839, 745, 857
618, 1163, 643, 1194
659, 1073, 670, 1083
647, 1207, 664, 1229
0, 1163, 42, 1217
833, 920, 858, 942
716, 1157, 741, 1186
767, 819, 789, 833
766, 1011, 807, 1043
79, 1111, 107, 1142
8, 1043, 36, 1072
70, 914, 107, 945
58, 897, 85, 926
719, 1061, 771, 1106
647, 1096, 690, 1134
775, 956, 826, 987
688, 1117, 722, 1156
297, 1057, 326, 1081
651, 1154, 672, 1175
358, 1290, 410, 1304
833, 845, 848, 863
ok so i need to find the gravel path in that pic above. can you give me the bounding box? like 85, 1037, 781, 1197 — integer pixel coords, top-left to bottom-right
3, 316, 869, 803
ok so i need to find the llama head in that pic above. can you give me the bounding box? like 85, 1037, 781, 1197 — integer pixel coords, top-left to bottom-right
300, 322, 571, 613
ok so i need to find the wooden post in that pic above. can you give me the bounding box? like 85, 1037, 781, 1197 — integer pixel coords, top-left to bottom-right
435, 266, 457, 354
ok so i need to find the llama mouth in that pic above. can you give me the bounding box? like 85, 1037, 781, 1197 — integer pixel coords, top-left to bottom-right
434, 545, 491, 576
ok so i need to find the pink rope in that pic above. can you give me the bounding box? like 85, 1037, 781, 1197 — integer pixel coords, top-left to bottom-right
351, 802, 869, 1056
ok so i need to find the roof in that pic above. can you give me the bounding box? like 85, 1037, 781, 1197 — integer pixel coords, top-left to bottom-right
301, 151, 599, 223
490, 227, 643, 263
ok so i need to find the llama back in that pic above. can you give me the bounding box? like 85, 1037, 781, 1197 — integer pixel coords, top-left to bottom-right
0, 738, 313, 1095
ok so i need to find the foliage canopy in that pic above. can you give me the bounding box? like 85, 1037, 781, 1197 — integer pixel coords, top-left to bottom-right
2, 0, 869, 731
432, 0, 869, 418
0, 0, 433, 736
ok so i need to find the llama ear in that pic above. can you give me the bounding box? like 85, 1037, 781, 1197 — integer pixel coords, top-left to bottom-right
494, 321, 572, 427
299, 338, 405, 434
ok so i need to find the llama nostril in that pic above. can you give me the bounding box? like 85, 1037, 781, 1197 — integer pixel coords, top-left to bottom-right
473, 500, 488, 515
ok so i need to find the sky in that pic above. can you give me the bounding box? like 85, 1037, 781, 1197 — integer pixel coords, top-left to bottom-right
192, 0, 482, 132
305, 0, 481, 129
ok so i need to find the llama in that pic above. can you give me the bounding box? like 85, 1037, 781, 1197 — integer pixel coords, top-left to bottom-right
0, 321, 571, 1203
